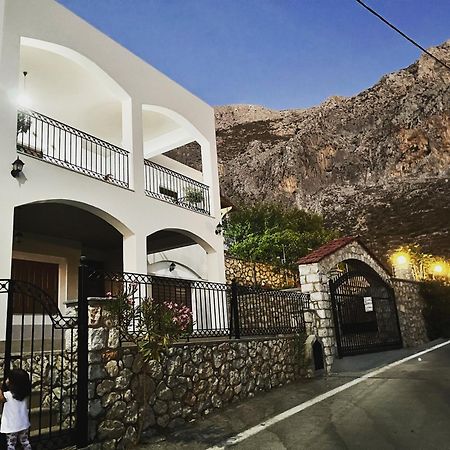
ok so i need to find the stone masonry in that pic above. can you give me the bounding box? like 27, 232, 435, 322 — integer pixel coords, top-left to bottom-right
298, 237, 429, 373
298, 238, 394, 373
225, 255, 299, 288
392, 278, 428, 347
86, 299, 306, 449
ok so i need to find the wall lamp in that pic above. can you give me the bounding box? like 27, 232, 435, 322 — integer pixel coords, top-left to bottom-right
215, 223, 223, 235
11, 157, 25, 178
169, 262, 176, 272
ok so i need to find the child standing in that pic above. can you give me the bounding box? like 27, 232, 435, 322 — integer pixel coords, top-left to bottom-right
0, 369, 32, 450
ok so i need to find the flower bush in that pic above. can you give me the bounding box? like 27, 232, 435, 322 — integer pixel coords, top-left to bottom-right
105, 289, 193, 362
138, 300, 193, 361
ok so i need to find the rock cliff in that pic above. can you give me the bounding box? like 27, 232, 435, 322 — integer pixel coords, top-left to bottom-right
173, 40, 450, 262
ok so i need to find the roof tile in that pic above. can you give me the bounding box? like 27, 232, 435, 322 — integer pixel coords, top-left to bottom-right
297, 236, 358, 264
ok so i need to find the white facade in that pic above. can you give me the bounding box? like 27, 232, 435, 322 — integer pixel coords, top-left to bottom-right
0, 0, 225, 338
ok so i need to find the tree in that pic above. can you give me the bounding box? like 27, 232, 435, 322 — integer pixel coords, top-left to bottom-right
224, 203, 339, 270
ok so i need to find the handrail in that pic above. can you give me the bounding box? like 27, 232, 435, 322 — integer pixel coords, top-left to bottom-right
144, 159, 211, 215
16, 108, 130, 188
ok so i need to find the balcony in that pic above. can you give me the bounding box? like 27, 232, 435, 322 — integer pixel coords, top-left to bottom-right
16, 109, 211, 215
144, 160, 211, 215
16, 108, 130, 188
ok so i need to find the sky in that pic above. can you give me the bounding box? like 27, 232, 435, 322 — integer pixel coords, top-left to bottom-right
57, 0, 450, 110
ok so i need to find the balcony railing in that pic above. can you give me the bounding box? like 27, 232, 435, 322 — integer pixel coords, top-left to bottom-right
16, 109, 129, 188
144, 160, 211, 215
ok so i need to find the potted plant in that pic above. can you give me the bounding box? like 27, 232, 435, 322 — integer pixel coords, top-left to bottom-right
184, 187, 204, 205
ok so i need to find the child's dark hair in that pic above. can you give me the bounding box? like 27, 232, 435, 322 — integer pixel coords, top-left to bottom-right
8, 369, 31, 401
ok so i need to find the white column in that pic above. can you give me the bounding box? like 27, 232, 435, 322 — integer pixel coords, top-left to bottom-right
206, 248, 226, 284
122, 99, 144, 194
200, 138, 221, 219
122, 231, 147, 275
0, 12, 20, 341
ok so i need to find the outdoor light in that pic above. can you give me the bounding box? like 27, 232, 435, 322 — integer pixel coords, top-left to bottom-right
11, 157, 24, 178
432, 264, 444, 274
169, 262, 176, 272
393, 253, 409, 267
215, 222, 223, 235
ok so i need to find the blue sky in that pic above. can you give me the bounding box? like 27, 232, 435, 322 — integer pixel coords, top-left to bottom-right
57, 0, 450, 110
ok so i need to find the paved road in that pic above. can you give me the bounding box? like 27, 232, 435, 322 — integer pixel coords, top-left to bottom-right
139, 341, 450, 450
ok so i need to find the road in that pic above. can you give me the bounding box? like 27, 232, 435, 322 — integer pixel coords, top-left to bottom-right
139, 341, 450, 450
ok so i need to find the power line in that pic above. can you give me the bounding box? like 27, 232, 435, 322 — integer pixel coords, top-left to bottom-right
354, 0, 450, 72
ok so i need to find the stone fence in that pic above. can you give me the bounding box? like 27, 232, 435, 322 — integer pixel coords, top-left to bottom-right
391, 278, 428, 347
225, 255, 299, 288
86, 299, 311, 449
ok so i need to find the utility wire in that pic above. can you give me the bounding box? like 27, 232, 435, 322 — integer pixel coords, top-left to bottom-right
355, 0, 450, 72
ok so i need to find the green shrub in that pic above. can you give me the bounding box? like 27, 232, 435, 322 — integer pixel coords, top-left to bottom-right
420, 281, 450, 339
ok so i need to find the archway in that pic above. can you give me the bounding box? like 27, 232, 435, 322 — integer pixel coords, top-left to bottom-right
329, 260, 402, 357
12, 201, 127, 309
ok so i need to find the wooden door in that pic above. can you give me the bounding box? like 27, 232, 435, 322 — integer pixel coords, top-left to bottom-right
11, 258, 59, 313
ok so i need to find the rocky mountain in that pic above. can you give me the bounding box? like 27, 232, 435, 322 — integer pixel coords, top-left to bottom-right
172, 40, 450, 263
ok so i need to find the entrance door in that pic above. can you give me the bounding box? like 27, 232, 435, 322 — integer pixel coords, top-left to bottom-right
11, 258, 59, 313
329, 269, 402, 357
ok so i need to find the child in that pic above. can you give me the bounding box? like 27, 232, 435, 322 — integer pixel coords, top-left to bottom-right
0, 369, 32, 450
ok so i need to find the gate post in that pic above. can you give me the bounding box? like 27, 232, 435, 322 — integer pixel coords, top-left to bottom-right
298, 263, 337, 373
3, 280, 14, 378
230, 280, 240, 339
76, 259, 89, 447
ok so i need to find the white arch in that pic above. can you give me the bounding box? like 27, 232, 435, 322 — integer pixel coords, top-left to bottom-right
146, 227, 215, 254
20, 37, 130, 102
142, 104, 209, 148
15, 198, 133, 238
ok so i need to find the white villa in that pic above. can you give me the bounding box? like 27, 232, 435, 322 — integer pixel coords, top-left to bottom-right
0, 0, 226, 339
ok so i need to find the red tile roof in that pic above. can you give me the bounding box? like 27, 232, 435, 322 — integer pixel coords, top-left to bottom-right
297, 236, 358, 264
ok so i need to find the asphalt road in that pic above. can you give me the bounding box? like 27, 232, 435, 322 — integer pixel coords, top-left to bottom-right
139, 341, 450, 450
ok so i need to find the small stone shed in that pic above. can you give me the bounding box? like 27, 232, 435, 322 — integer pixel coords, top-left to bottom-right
297, 236, 428, 373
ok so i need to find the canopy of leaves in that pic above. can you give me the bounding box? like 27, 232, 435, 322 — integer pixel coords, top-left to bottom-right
224, 203, 339, 270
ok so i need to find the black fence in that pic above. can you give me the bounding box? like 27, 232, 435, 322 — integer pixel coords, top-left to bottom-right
16, 109, 130, 188
83, 270, 309, 340
144, 160, 211, 215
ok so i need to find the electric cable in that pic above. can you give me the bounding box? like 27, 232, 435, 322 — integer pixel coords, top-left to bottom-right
355, 0, 450, 72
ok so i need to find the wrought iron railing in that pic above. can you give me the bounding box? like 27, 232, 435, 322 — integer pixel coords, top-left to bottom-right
82, 269, 309, 340
16, 109, 129, 188
144, 160, 211, 215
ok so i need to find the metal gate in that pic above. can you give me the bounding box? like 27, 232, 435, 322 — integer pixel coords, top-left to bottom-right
329, 270, 402, 357
0, 279, 86, 449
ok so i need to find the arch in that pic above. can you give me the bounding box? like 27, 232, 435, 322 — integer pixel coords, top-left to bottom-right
21, 37, 130, 101
319, 246, 391, 283
146, 227, 215, 254
142, 104, 208, 148
15, 198, 133, 238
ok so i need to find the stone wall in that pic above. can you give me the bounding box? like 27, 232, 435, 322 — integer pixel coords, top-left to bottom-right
225, 255, 299, 288
86, 299, 305, 449
392, 278, 428, 347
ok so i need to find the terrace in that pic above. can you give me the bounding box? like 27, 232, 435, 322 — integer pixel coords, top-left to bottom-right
16, 108, 211, 215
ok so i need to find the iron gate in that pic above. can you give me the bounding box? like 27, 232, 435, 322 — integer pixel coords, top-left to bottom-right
0, 279, 86, 449
329, 270, 402, 357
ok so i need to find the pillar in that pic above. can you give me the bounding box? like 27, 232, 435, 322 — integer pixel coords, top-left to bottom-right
122, 99, 144, 195
122, 231, 148, 275
298, 262, 337, 373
